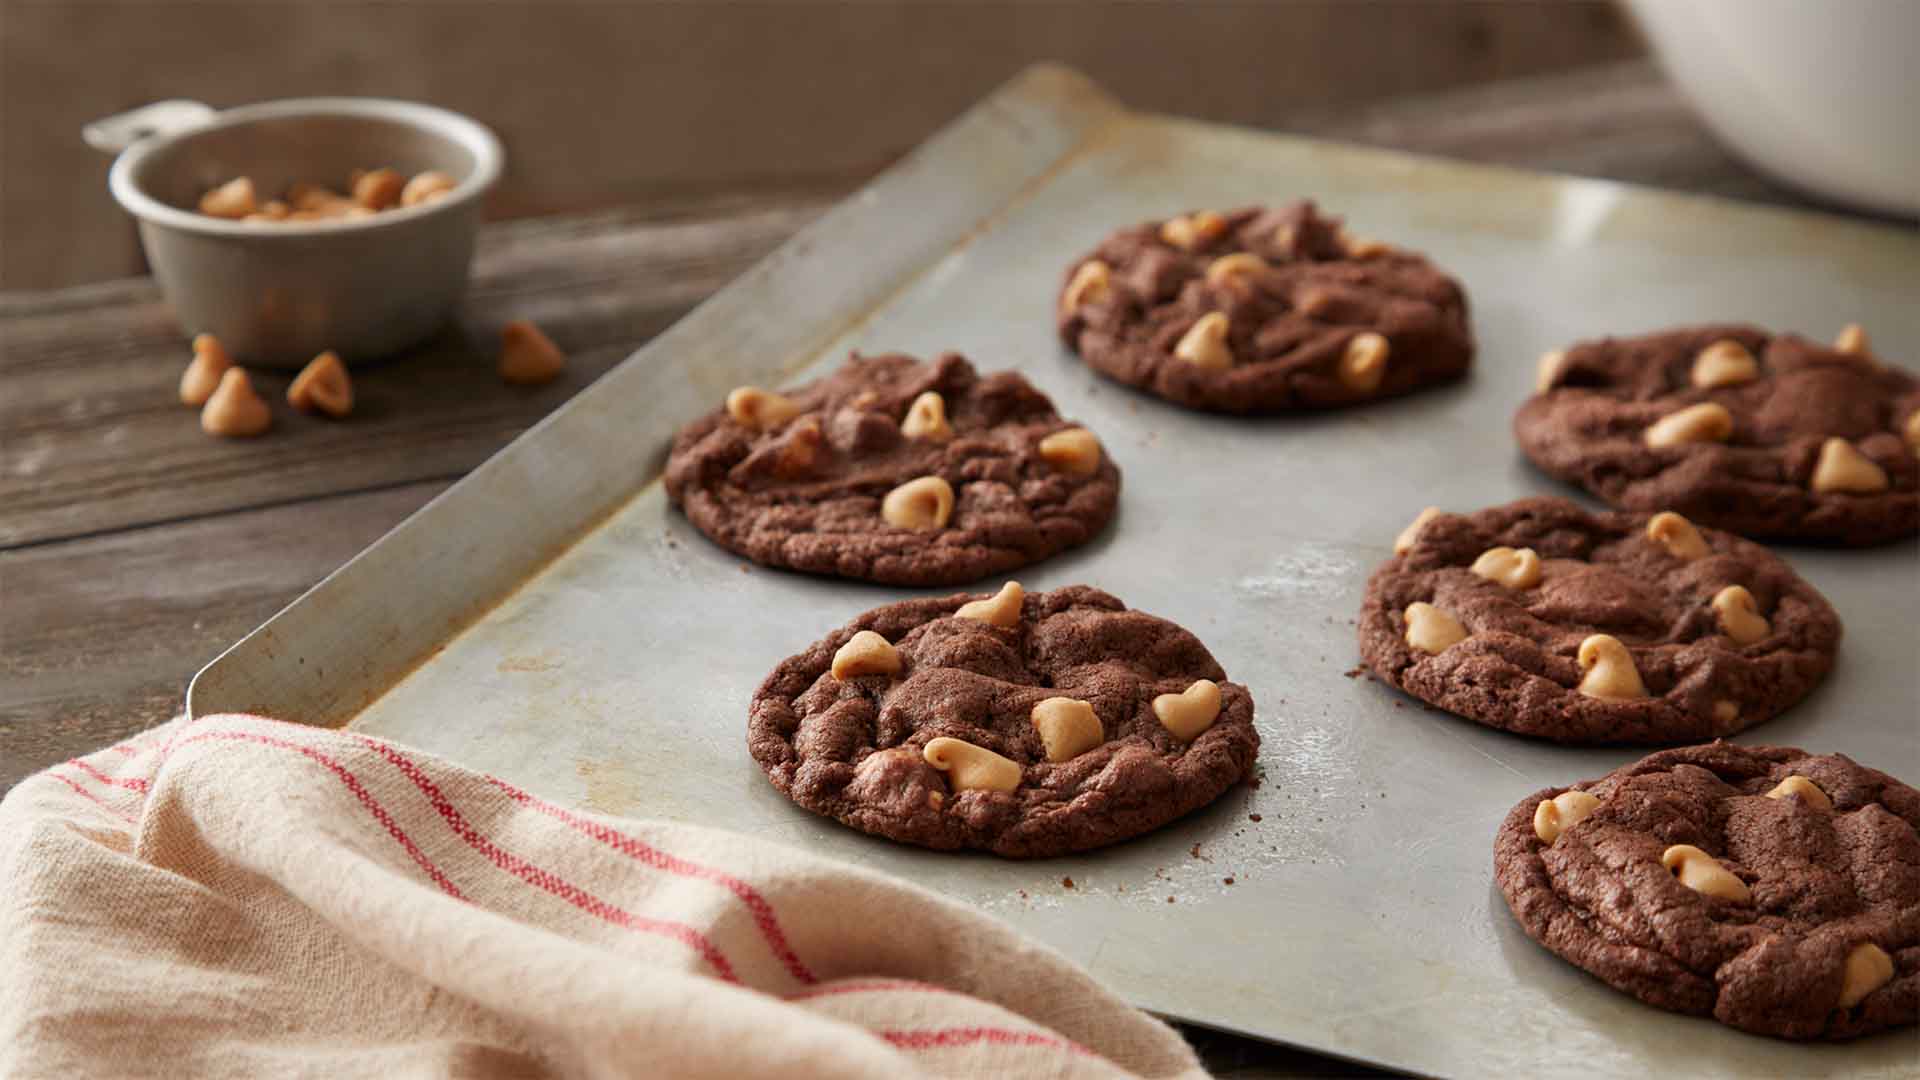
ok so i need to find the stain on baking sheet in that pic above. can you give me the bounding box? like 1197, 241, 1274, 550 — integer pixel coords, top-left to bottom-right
575, 758, 643, 815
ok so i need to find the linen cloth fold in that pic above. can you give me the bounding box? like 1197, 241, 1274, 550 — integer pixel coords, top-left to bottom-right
0, 714, 1207, 1079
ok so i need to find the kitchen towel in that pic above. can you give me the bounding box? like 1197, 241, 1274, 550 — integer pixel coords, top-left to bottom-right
0, 713, 1206, 1079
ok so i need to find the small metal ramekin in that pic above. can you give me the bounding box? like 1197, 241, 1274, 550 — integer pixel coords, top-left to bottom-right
95, 98, 504, 368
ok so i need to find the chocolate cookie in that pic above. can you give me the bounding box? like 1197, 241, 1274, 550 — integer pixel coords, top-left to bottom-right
664, 352, 1120, 586
1496, 742, 1918, 1040
747, 583, 1259, 857
1516, 323, 1920, 545
1358, 497, 1840, 743
1055, 201, 1473, 413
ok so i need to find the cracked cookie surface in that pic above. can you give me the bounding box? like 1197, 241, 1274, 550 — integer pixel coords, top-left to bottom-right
747, 584, 1260, 857
1495, 742, 1919, 1040
1515, 324, 1920, 545
1055, 202, 1473, 413
1358, 497, 1840, 743
665, 352, 1120, 586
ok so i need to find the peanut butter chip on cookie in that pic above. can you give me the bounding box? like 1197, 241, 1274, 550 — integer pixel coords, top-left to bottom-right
1661, 844, 1751, 903
1904, 411, 1920, 455
955, 582, 1023, 627
1403, 602, 1467, 654
1711, 585, 1770, 645
1470, 547, 1542, 589
1174, 312, 1234, 370
1833, 323, 1871, 357
1690, 340, 1759, 389
881, 476, 954, 530
1159, 211, 1227, 251
1533, 790, 1601, 844
1394, 507, 1441, 555
1534, 350, 1566, 393
1338, 333, 1389, 393
1153, 679, 1221, 741
1838, 944, 1894, 1009
1765, 775, 1833, 812
1810, 437, 1888, 493
901, 391, 952, 440
922, 737, 1022, 793
1646, 511, 1710, 560
1030, 698, 1103, 763
831, 631, 901, 681
1061, 260, 1112, 313
1205, 253, 1268, 288
1576, 635, 1645, 700
726, 386, 803, 431
1037, 428, 1102, 476
1644, 402, 1733, 448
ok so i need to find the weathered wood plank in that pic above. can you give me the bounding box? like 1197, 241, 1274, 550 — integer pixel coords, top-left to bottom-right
0, 479, 451, 789
1, 192, 838, 548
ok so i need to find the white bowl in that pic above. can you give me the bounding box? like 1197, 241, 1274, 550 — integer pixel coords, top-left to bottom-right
1626, 0, 1920, 217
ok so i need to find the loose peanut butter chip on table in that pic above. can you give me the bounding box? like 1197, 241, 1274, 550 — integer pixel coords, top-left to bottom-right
402, 171, 458, 207
287, 351, 353, 418
1061, 260, 1112, 313
1338, 332, 1389, 393
1403, 602, 1467, 654
198, 176, 257, 219
499, 320, 565, 385
956, 581, 1023, 628
1838, 943, 1894, 1009
179, 333, 233, 406
1174, 312, 1234, 370
1533, 790, 1601, 844
1644, 402, 1734, 448
1037, 427, 1102, 476
1710, 585, 1770, 645
1205, 253, 1268, 287
1030, 697, 1103, 763
922, 737, 1022, 793
900, 391, 952, 440
1646, 511, 1710, 560
725, 386, 802, 431
1690, 340, 1759, 389
200, 368, 272, 438
831, 630, 901, 681
1765, 775, 1833, 812
1534, 350, 1566, 393
1661, 844, 1752, 903
1833, 323, 1871, 357
1470, 547, 1542, 589
1810, 437, 1889, 493
1153, 679, 1221, 741
881, 476, 954, 530
1394, 507, 1441, 554
1576, 635, 1646, 700
1159, 211, 1226, 251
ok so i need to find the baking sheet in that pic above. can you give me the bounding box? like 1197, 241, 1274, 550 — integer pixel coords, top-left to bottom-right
190, 65, 1920, 1077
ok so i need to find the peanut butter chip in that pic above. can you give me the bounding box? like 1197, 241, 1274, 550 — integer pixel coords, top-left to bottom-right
1338, 332, 1389, 393
881, 476, 954, 530
1690, 340, 1759, 389
1534, 350, 1566, 393
179, 333, 233, 407
1394, 507, 1441, 554
831, 630, 901, 681
352, 167, 404, 210
1159, 211, 1227, 251
1061, 260, 1112, 313
1711, 585, 1770, 645
1205, 253, 1268, 288
1646, 511, 1710, 560
1533, 790, 1601, 844
1153, 679, 1221, 741
1833, 323, 1871, 357
1037, 427, 1102, 476
1644, 402, 1733, 448
1174, 312, 1234, 370
1765, 775, 1833, 812
1905, 411, 1920, 455
901, 391, 952, 440
287, 351, 353, 418
956, 581, 1023, 628
1030, 698, 1103, 762
401, 171, 458, 207
1838, 944, 1894, 1009
1577, 635, 1645, 700
1810, 437, 1888, 493
1661, 844, 1752, 903
1403, 603, 1467, 654
726, 386, 803, 431
922, 737, 1021, 793
198, 176, 257, 219
1470, 547, 1542, 589
499, 320, 565, 385
200, 368, 272, 438
1713, 699, 1740, 726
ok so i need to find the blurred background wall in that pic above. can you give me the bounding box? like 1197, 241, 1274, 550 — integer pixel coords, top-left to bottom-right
2, 1, 1640, 290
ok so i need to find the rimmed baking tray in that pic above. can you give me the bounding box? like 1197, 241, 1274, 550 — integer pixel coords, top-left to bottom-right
190, 65, 1920, 1077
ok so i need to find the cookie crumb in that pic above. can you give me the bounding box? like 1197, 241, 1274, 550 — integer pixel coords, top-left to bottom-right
1223, 877, 1235, 886
1060, 876, 1074, 889
1343, 666, 1365, 679
1248, 813, 1263, 822
1166, 896, 1176, 904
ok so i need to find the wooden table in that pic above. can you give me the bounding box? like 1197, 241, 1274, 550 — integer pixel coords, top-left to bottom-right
0, 60, 1848, 1077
